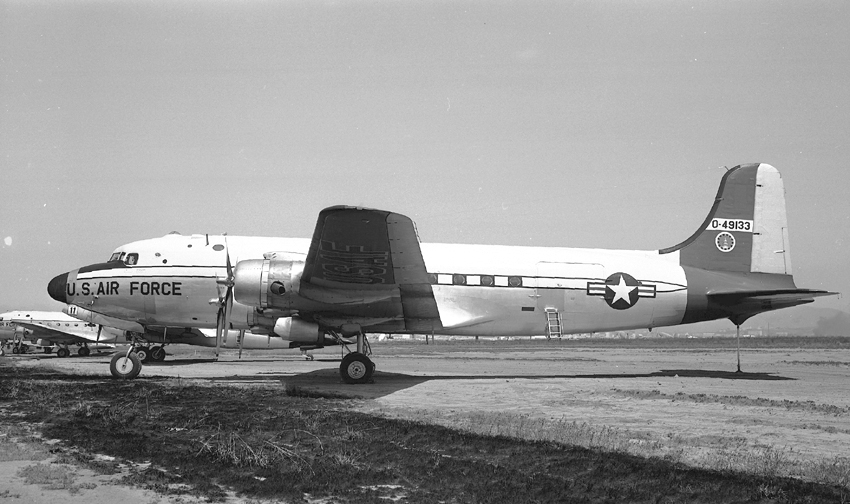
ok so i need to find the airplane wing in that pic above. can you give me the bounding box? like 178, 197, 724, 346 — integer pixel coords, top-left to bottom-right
297, 206, 442, 332
12, 321, 93, 345
707, 288, 838, 325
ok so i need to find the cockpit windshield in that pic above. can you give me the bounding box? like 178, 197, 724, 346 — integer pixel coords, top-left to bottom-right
108, 252, 126, 262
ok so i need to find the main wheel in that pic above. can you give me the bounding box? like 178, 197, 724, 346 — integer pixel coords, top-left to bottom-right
56, 347, 70, 358
20, 344, 29, 353
149, 346, 166, 362
12, 346, 19, 354
78, 346, 91, 357
134, 347, 150, 362
110, 352, 142, 379
340, 353, 374, 384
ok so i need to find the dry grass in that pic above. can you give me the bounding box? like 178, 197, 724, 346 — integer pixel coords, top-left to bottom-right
16, 462, 97, 493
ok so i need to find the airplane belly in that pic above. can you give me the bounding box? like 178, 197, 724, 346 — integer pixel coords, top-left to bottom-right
431, 286, 543, 336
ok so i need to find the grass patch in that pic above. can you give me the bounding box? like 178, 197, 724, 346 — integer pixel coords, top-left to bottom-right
16, 462, 96, 493
0, 423, 49, 462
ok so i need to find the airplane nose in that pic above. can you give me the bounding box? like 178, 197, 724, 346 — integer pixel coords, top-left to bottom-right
47, 272, 68, 303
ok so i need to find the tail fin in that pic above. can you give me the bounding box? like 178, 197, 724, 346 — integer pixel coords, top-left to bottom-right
660, 163, 792, 274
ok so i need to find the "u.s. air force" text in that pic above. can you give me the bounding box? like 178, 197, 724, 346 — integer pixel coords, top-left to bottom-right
66, 281, 182, 296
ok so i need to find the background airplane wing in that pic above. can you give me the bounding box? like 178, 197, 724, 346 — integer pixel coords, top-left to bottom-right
298, 206, 442, 332
12, 321, 92, 345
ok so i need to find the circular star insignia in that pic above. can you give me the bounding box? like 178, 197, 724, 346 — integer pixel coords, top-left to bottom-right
604, 272, 640, 310
715, 232, 736, 253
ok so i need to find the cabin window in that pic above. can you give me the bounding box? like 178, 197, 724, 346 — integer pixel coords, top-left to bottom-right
125, 253, 139, 266
508, 276, 523, 287
452, 274, 466, 285
427, 274, 438, 284
480, 275, 495, 287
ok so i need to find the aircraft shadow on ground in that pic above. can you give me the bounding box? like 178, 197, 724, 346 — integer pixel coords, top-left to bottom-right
279, 367, 796, 400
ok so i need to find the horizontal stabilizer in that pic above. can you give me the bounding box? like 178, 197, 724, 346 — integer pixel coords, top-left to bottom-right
707, 289, 838, 325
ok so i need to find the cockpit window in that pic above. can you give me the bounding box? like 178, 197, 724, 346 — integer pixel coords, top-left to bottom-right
109, 252, 126, 263
125, 253, 139, 266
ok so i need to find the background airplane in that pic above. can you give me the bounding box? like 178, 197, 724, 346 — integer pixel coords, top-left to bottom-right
47, 163, 836, 381
0, 317, 34, 356
0, 310, 129, 357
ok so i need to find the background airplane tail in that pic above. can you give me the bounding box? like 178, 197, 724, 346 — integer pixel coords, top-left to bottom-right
660, 163, 792, 275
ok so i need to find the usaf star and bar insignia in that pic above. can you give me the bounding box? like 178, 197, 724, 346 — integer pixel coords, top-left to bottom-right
587, 272, 656, 310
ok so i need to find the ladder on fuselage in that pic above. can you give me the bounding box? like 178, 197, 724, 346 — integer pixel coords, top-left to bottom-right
545, 308, 562, 339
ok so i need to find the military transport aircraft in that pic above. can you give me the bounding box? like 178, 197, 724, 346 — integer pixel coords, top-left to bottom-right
47, 163, 835, 381
0, 310, 127, 357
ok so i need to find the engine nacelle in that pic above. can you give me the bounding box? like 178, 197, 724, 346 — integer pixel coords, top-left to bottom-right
273, 317, 322, 344
233, 253, 305, 311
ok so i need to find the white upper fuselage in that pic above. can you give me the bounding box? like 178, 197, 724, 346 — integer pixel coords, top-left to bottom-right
0, 310, 124, 345
67, 233, 688, 336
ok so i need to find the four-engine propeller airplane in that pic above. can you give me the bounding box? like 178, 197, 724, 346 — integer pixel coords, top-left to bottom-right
47, 163, 836, 381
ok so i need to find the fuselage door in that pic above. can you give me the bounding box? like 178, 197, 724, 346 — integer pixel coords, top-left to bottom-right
535, 262, 604, 334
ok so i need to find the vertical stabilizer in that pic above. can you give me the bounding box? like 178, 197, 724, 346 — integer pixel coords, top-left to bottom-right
660, 163, 792, 275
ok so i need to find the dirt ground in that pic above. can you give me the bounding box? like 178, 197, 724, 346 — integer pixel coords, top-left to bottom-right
2, 339, 850, 502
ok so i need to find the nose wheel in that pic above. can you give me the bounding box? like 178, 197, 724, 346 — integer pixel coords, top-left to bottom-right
110, 351, 142, 379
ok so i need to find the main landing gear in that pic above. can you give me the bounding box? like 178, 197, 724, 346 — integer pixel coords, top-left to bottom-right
336, 329, 375, 385
130, 344, 167, 363
11, 342, 29, 354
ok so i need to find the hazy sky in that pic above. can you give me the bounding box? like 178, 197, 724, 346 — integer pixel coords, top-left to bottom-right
2, 1, 848, 315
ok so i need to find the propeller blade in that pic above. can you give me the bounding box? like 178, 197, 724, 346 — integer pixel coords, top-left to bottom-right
215, 237, 235, 361
237, 329, 245, 359
215, 305, 224, 360
96, 325, 103, 343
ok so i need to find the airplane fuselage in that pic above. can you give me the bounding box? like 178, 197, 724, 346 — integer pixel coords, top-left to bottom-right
53, 233, 718, 337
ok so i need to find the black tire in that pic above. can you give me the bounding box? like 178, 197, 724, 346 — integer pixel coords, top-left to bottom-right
339, 353, 374, 384
149, 346, 166, 362
110, 352, 142, 379
20, 344, 29, 353
78, 346, 91, 357
12, 346, 19, 355
57, 347, 70, 358
44, 347, 53, 354
134, 347, 150, 363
